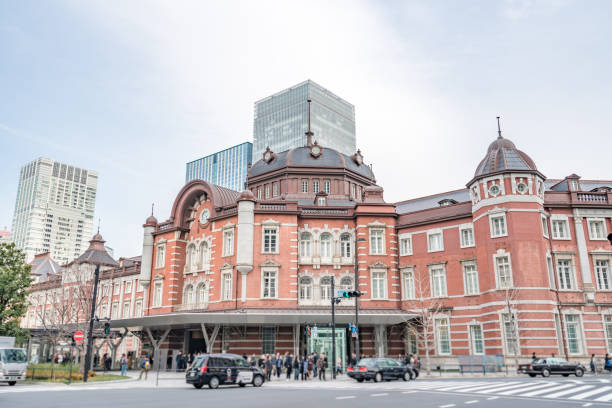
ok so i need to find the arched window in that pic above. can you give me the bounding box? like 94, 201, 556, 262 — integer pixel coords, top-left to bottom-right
320, 233, 332, 258
200, 242, 210, 269
320, 276, 332, 300
196, 282, 208, 305
340, 276, 353, 292
183, 285, 194, 304
300, 232, 312, 258
186, 244, 197, 271
299, 276, 313, 300
340, 234, 352, 258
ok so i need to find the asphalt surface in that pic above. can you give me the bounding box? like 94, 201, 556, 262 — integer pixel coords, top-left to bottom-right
3, 375, 612, 408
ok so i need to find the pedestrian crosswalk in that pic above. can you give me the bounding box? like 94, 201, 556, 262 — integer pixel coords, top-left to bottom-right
408, 380, 612, 402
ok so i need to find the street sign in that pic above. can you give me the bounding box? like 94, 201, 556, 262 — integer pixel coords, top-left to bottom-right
73, 331, 84, 342
312, 326, 318, 338
351, 325, 358, 338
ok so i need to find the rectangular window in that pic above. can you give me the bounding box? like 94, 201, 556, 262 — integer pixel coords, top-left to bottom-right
122, 301, 130, 318
605, 315, 612, 352
134, 300, 142, 317
551, 219, 570, 239
596, 259, 610, 290
369, 228, 385, 255
221, 271, 232, 300
503, 314, 519, 355
541, 216, 549, 238
262, 270, 277, 298
427, 231, 443, 252
546, 255, 555, 289
262, 227, 278, 253
436, 318, 451, 355
589, 219, 606, 240
399, 235, 412, 256
272, 183, 278, 197
565, 314, 583, 354
257, 188, 262, 200
265, 185, 270, 199
402, 268, 415, 300
223, 230, 234, 256
301, 181, 308, 193
324, 181, 330, 194
112, 302, 119, 319
495, 255, 512, 289
463, 262, 479, 295
460, 227, 475, 248
313, 181, 319, 193
262, 327, 275, 354
351, 184, 356, 198
371, 270, 387, 299
557, 259, 574, 290
153, 282, 163, 307
156, 245, 166, 268
470, 325, 484, 355
125, 280, 132, 294
113, 283, 120, 295
430, 265, 447, 297
490, 214, 507, 238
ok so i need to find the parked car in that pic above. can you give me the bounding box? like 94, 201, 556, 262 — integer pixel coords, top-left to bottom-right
518, 358, 585, 377
347, 357, 417, 382
186, 353, 265, 389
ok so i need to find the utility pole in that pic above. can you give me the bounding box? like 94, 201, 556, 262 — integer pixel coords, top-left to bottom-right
83, 264, 100, 382
331, 275, 336, 380
354, 237, 366, 361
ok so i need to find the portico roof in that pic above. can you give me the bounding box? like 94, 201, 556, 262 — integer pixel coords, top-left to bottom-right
109, 309, 416, 329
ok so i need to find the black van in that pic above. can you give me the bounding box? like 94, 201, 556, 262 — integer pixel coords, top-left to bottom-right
186, 353, 265, 389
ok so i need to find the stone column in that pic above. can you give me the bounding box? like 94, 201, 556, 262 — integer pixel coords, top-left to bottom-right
573, 213, 595, 302
236, 195, 255, 302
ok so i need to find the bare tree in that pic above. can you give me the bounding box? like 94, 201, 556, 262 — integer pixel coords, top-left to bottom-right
502, 287, 521, 369
403, 269, 447, 375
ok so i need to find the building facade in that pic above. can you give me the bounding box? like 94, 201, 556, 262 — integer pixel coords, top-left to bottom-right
23, 131, 612, 371
0, 226, 9, 244
185, 142, 253, 192
11, 158, 98, 264
253, 80, 356, 158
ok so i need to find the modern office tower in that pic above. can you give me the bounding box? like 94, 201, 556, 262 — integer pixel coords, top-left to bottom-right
253, 79, 356, 159
10, 158, 98, 264
185, 142, 253, 192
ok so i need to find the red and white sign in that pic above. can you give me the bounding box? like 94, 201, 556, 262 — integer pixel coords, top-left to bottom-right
73, 331, 84, 342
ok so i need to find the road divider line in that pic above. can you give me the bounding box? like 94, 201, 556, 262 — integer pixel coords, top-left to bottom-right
465, 401, 478, 404
582, 403, 592, 407
371, 393, 388, 397
336, 396, 356, 400
487, 397, 499, 400
402, 391, 418, 394
439, 405, 456, 408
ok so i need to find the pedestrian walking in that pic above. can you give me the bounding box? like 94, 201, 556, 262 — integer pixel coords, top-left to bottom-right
312, 352, 318, 378
265, 354, 273, 381
317, 353, 326, 381
532, 352, 537, 362
285, 353, 293, 380
293, 355, 300, 380
120, 353, 128, 376
336, 356, 342, 375
276, 353, 283, 378
591, 354, 596, 374
605, 354, 611, 372
307, 355, 314, 379
138, 355, 151, 380
103, 353, 111, 373
350, 352, 357, 367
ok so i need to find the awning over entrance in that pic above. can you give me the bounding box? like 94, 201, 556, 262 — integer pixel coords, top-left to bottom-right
109, 308, 416, 329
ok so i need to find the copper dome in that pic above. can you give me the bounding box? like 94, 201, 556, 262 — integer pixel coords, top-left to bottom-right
474, 135, 537, 178
144, 215, 158, 226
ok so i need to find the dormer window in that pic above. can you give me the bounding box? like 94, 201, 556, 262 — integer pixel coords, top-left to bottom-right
438, 199, 457, 207
489, 184, 501, 196
516, 182, 528, 194
317, 197, 326, 206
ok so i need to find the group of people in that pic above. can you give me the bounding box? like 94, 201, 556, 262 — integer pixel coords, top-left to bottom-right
243, 352, 345, 381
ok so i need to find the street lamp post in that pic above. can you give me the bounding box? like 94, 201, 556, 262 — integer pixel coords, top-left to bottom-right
354, 237, 366, 361
74, 232, 118, 383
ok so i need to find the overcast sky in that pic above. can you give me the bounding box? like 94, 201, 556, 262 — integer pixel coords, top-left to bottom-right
1, 0, 610, 258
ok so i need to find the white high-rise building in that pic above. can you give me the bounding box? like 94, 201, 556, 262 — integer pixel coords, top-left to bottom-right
10, 158, 98, 264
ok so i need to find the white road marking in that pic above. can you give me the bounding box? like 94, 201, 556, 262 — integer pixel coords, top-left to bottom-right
476, 382, 538, 394
600, 379, 610, 383
402, 391, 418, 394
440, 405, 456, 408
371, 393, 388, 397
464, 401, 478, 405
594, 392, 612, 402
496, 382, 558, 395
452, 382, 515, 393
520, 383, 575, 397
569, 386, 612, 400
543, 385, 594, 398
487, 397, 499, 400
582, 403, 592, 407
336, 396, 355, 400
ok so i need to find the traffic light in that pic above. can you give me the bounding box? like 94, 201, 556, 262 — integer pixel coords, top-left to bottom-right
343, 290, 363, 298
305, 326, 311, 337
103, 322, 110, 335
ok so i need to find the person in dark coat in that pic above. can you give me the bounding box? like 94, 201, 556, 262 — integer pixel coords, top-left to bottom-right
293, 355, 300, 380
103, 353, 111, 373
285, 353, 293, 380
265, 354, 273, 381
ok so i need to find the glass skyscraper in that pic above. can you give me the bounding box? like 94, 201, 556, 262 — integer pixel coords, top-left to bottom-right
185, 142, 253, 192
253, 80, 356, 159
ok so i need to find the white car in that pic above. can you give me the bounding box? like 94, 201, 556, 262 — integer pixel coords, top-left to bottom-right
0, 348, 28, 386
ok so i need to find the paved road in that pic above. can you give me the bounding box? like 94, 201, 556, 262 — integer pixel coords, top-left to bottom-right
3, 376, 612, 408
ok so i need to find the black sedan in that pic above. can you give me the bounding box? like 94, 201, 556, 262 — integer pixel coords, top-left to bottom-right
518, 357, 585, 377
347, 357, 417, 382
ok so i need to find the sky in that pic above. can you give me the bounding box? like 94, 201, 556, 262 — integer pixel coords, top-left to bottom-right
1, 0, 611, 258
